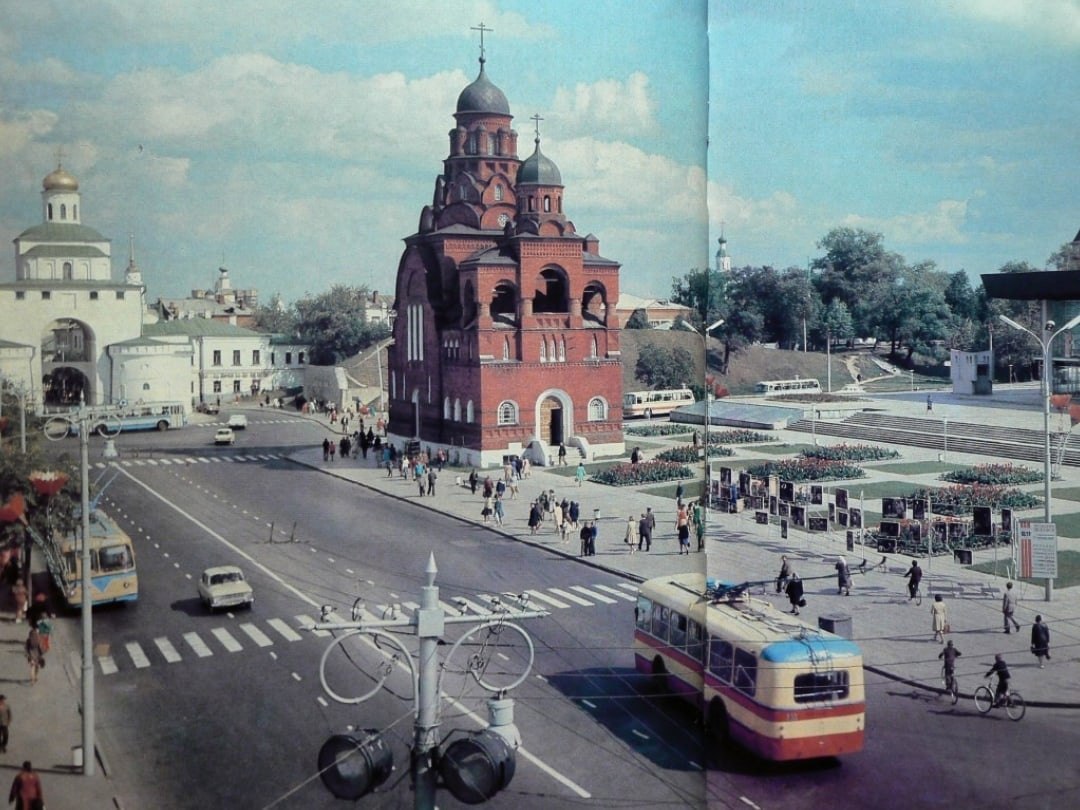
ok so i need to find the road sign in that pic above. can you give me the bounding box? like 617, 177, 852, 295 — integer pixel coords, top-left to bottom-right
1018, 521, 1058, 579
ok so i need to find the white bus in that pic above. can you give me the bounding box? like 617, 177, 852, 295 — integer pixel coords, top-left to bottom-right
66, 401, 188, 435
622, 387, 696, 419
754, 378, 822, 397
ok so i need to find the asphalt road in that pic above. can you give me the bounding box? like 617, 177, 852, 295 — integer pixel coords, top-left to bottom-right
66, 414, 1080, 809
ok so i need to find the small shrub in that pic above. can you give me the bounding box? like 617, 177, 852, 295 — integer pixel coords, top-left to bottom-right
592, 460, 694, 486
746, 458, 865, 482
941, 463, 1043, 486
802, 444, 900, 462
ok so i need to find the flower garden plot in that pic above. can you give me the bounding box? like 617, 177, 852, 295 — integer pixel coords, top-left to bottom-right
591, 460, 695, 486
745, 457, 866, 482
940, 463, 1043, 486
905, 484, 1040, 515
655, 445, 733, 464
749, 443, 818, 456
871, 461, 964, 475
801, 444, 900, 462
623, 424, 697, 438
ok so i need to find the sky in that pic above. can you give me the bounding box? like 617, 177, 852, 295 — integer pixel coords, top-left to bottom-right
0, 1, 1076, 308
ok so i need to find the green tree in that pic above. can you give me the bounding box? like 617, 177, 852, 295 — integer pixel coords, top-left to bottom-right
252, 294, 299, 334
634, 343, 695, 389
814, 299, 855, 350
670, 267, 724, 328
624, 309, 652, 329
294, 285, 391, 365
813, 227, 904, 338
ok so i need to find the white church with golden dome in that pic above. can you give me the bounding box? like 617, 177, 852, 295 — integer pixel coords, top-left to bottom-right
0, 163, 192, 409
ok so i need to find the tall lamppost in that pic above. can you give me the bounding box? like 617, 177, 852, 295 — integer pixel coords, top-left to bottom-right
43, 399, 121, 776
701, 319, 724, 515
999, 311, 1080, 602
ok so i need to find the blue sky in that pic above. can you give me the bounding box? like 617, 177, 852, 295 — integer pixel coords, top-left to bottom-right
0, 1, 1075, 307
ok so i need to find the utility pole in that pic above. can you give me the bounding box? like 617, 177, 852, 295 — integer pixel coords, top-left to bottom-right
314, 553, 548, 807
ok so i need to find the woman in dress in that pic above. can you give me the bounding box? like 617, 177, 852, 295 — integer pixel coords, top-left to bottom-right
930, 594, 948, 643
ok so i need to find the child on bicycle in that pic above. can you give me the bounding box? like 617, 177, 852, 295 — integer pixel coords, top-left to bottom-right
939, 640, 960, 687
985, 653, 1010, 706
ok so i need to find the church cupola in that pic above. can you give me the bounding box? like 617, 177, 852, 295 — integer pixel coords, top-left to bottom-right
515, 116, 568, 232
41, 158, 82, 225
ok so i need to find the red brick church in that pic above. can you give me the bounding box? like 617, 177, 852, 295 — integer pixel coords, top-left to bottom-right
386, 42, 624, 467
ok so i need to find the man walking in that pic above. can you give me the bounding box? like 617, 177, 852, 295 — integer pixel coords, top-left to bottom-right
8, 761, 43, 810
0, 695, 10, 754
1002, 581, 1021, 633
905, 560, 923, 601
638, 513, 651, 552
1030, 615, 1051, 667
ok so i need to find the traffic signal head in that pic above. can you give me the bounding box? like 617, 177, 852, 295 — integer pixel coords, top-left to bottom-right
318, 730, 393, 800
439, 729, 516, 804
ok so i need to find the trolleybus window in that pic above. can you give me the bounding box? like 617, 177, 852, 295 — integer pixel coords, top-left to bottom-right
687, 619, 705, 664
733, 649, 757, 697
709, 638, 734, 682
670, 611, 688, 648
794, 670, 850, 703
651, 603, 670, 641
635, 596, 652, 630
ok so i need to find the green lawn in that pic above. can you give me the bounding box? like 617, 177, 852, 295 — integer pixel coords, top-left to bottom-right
641, 481, 708, 500
749, 443, 817, 456
870, 461, 966, 475
1051, 486, 1080, 504
1044, 511, 1080, 539
972, 550, 1080, 589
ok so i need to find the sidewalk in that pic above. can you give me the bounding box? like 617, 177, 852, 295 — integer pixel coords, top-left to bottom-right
292, 406, 1080, 711
0, 570, 119, 809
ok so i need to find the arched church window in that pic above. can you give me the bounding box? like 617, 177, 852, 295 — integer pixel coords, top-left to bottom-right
590, 337, 599, 359
543, 196, 551, 212
528, 196, 534, 212
494, 184, 503, 201
532, 268, 569, 314
558, 337, 566, 362
497, 401, 518, 426
466, 400, 474, 423
503, 337, 510, 361
63, 262, 73, 280
557, 198, 561, 214
73, 204, 77, 220
60, 204, 67, 220
47, 204, 53, 220
539, 338, 547, 363
142, 383, 151, 391
443, 397, 451, 419
588, 397, 608, 421
453, 399, 461, 421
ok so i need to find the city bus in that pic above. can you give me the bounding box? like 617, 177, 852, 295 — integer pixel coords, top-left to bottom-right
66, 400, 188, 435
634, 573, 864, 761
622, 387, 696, 418
754, 378, 822, 397
57, 509, 138, 608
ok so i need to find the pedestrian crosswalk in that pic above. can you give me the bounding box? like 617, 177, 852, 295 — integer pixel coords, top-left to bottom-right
95, 582, 639, 675
94, 452, 291, 469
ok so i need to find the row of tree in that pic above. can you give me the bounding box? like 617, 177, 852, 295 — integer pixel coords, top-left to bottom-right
252, 284, 391, 366
658, 226, 1075, 376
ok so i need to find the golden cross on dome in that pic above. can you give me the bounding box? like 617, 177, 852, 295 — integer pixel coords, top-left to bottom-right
55, 145, 65, 168
531, 113, 544, 143
471, 22, 493, 61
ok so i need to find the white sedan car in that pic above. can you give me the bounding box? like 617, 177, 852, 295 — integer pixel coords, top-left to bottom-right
227, 413, 248, 429
198, 565, 254, 611
214, 428, 235, 445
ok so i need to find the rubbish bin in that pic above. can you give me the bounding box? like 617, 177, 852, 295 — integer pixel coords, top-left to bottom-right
72, 745, 83, 768
954, 548, 973, 565
818, 613, 853, 639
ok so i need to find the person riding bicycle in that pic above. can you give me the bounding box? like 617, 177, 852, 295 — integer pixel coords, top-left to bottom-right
985, 653, 1011, 706
904, 560, 923, 601
938, 640, 961, 687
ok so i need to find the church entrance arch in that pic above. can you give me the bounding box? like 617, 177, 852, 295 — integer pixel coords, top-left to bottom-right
41, 318, 96, 405
43, 366, 90, 406
534, 389, 571, 447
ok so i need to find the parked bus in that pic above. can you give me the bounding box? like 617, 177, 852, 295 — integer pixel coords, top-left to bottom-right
634, 573, 864, 761
622, 387, 696, 418
57, 509, 138, 608
66, 401, 188, 435
754, 378, 822, 397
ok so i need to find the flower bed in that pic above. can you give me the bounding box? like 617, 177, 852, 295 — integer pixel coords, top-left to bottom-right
591, 460, 694, 486
707, 429, 774, 445
623, 424, 696, 437
745, 457, 865, 482
655, 445, 733, 464
905, 484, 1040, 515
940, 463, 1043, 486
801, 444, 900, 462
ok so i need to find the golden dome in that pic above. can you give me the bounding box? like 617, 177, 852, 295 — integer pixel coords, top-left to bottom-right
43, 166, 79, 192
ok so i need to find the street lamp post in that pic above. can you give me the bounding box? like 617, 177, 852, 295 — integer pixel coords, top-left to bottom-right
999, 311, 1080, 602
701, 319, 724, 513
43, 400, 121, 776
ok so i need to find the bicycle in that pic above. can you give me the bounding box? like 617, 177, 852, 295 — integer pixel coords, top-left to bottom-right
941, 666, 959, 705
973, 681, 1025, 720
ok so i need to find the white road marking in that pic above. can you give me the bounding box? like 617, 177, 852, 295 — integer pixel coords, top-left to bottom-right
548, 588, 593, 607
739, 797, 762, 809
239, 623, 273, 647
296, 614, 330, 637
438, 600, 463, 616
582, 699, 596, 709
126, 642, 151, 669
632, 729, 649, 740
198, 457, 210, 463
524, 589, 571, 609
184, 632, 213, 658
617, 582, 638, 592
155, 637, 182, 663
211, 627, 243, 653
291, 672, 302, 682
570, 585, 617, 604
592, 584, 637, 602
267, 618, 302, 642
99, 656, 118, 675
316, 696, 328, 707
496, 652, 509, 661
455, 597, 492, 615
159, 459, 173, 465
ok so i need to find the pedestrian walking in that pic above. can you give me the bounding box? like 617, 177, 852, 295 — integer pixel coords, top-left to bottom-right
321, 437, 330, 462
930, 594, 948, 643
926, 394, 933, 412
0, 695, 10, 754
468, 469, 479, 495
568, 501, 580, 528
11, 579, 27, 624
574, 462, 586, 487
8, 761, 43, 810
638, 513, 651, 552
579, 521, 591, 556
588, 521, 598, 556
904, 560, 923, 601
785, 573, 805, 615
558, 442, 567, 465
675, 481, 684, 507
528, 502, 542, 534
776, 555, 792, 593
24, 628, 44, 686
481, 495, 493, 523
624, 515, 638, 554
328, 442, 336, 462
1030, 615, 1051, 667
417, 472, 427, 497
676, 506, 691, 554
493, 494, 505, 526
835, 556, 852, 596
427, 468, 437, 496
1002, 581, 1021, 633
693, 500, 705, 551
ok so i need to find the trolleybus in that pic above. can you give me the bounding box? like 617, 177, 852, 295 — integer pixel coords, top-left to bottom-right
634, 572, 864, 760
57, 509, 139, 608
754, 378, 822, 397
622, 387, 696, 418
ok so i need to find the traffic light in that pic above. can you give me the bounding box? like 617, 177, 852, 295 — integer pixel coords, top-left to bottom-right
438, 728, 516, 804
318, 729, 393, 800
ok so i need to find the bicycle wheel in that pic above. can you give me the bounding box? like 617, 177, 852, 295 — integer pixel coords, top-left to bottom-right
915, 588, 923, 607
1005, 691, 1026, 721
973, 684, 994, 714
948, 677, 959, 705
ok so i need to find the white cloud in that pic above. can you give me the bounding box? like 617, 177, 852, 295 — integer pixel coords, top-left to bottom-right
550, 72, 657, 139
841, 199, 970, 246
949, 0, 1080, 46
